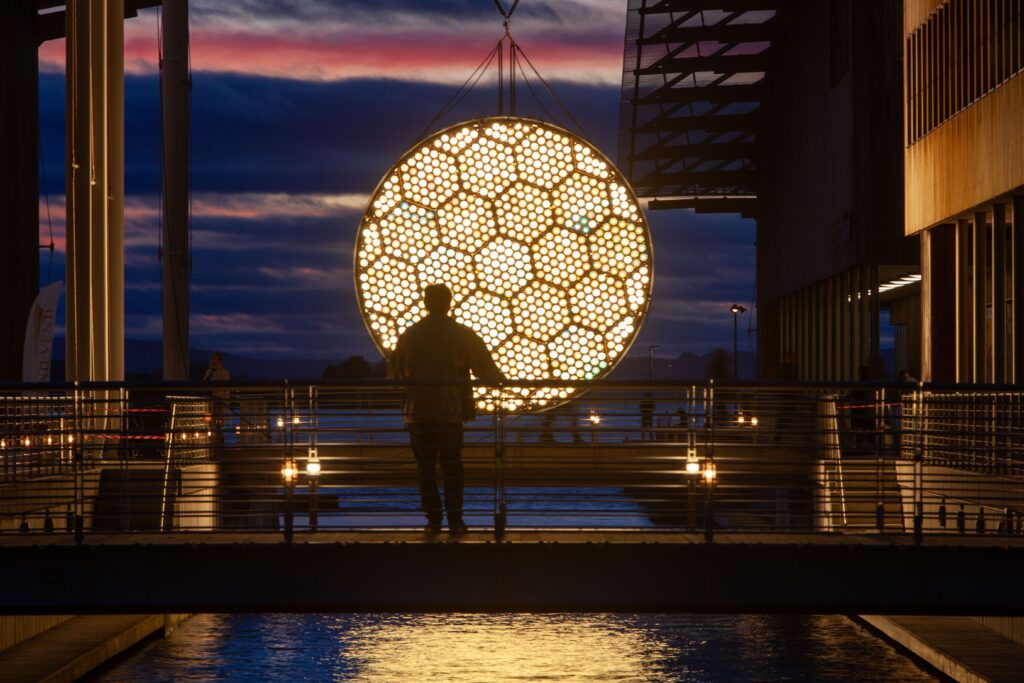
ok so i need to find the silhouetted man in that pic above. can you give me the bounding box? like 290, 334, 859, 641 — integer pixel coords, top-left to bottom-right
389, 284, 504, 534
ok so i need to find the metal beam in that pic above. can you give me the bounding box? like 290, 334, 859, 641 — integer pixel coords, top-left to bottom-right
629, 140, 757, 162
638, 0, 776, 16
160, 0, 191, 380
4, 540, 1024, 614
631, 84, 764, 105
637, 22, 772, 45
635, 53, 768, 76
634, 113, 760, 134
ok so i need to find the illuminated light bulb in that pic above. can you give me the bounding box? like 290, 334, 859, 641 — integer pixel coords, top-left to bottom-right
276, 417, 285, 428
589, 410, 601, 425
703, 461, 718, 484
751, 417, 759, 427
306, 451, 322, 476
68, 435, 74, 444
23, 437, 30, 447
281, 458, 298, 483
292, 416, 300, 425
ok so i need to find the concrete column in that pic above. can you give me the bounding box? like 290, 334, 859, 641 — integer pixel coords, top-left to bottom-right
869, 264, 880, 373
65, 0, 125, 382
161, 0, 192, 380
1014, 196, 1024, 383
922, 225, 956, 382
0, 3, 40, 381
993, 203, 1007, 382
973, 211, 988, 382
956, 218, 970, 381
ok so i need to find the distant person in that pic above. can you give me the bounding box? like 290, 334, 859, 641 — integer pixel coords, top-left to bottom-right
899, 369, 917, 385
203, 352, 230, 442
850, 365, 874, 451
389, 284, 505, 534
640, 393, 655, 440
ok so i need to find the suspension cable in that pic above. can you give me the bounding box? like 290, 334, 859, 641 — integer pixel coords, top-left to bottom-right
513, 40, 590, 139
418, 43, 500, 138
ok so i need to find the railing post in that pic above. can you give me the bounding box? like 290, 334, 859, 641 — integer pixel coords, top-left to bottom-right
876, 387, 885, 533
494, 382, 507, 541
283, 382, 294, 543
308, 385, 319, 532
73, 382, 84, 545
705, 381, 715, 543
687, 385, 697, 530
913, 381, 924, 544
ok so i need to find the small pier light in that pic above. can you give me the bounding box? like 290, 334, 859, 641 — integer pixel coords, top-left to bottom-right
685, 448, 700, 474
1, 438, 6, 449
292, 416, 300, 425
750, 416, 759, 427
702, 459, 717, 484
737, 414, 745, 425
588, 410, 601, 425
276, 417, 285, 428
23, 437, 31, 447
281, 457, 298, 483
306, 450, 321, 477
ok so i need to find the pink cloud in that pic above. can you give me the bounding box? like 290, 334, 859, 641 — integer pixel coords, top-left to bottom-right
41, 26, 622, 85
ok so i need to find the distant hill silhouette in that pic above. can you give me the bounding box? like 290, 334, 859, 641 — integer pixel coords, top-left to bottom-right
50, 339, 896, 382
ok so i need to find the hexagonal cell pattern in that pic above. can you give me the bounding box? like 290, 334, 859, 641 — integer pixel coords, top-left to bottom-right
512, 281, 570, 343
418, 246, 476, 306
400, 147, 459, 209
359, 256, 419, 318
553, 172, 610, 234
355, 117, 652, 412
549, 325, 609, 380
438, 192, 496, 253
570, 271, 627, 331
516, 129, 573, 189
454, 291, 512, 350
476, 238, 532, 298
591, 216, 647, 280
496, 182, 553, 244
533, 229, 589, 289
381, 203, 439, 264
459, 137, 516, 199
372, 175, 402, 218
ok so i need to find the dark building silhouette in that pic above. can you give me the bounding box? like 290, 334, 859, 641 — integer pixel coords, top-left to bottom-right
620, 1, 919, 380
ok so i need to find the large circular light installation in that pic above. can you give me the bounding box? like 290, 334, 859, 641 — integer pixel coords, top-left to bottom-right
355, 117, 653, 412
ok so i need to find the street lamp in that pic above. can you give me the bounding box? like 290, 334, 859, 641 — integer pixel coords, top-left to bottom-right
648, 344, 659, 381
730, 305, 747, 380
306, 449, 321, 531
281, 456, 297, 542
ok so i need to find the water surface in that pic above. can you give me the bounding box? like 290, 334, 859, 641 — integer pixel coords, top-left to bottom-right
91, 613, 936, 682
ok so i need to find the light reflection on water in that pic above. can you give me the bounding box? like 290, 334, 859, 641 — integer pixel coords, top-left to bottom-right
91, 613, 936, 682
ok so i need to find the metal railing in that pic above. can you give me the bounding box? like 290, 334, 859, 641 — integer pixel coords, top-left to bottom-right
0, 379, 1021, 543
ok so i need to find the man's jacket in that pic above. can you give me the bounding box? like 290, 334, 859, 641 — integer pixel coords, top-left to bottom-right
388, 313, 504, 424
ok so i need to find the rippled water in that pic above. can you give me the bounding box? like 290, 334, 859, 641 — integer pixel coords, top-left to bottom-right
90, 613, 935, 682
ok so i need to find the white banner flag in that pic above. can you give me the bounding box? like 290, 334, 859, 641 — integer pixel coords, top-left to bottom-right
22, 281, 63, 383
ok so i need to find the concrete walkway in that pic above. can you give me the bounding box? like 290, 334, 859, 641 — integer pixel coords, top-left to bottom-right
0, 615, 164, 683
861, 615, 1024, 683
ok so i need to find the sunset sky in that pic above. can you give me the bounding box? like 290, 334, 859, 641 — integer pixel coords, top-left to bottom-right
38, 0, 756, 362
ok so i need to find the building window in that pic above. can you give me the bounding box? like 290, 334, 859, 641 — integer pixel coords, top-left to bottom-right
906, 0, 1024, 145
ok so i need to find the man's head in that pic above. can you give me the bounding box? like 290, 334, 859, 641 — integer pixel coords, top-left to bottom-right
423, 284, 453, 315
211, 352, 223, 366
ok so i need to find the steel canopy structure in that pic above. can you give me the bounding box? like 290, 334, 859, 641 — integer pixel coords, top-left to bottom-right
618, 0, 775, 217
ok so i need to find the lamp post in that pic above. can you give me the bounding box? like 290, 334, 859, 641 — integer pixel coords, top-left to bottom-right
281, 456, 297, 543
730, 305, 746, 380
306, 449, 321, 531
647, 345, 659, 381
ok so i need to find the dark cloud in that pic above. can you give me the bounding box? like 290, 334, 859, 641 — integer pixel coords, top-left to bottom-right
188, 0, 568, 27
38, 67, 755, 361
